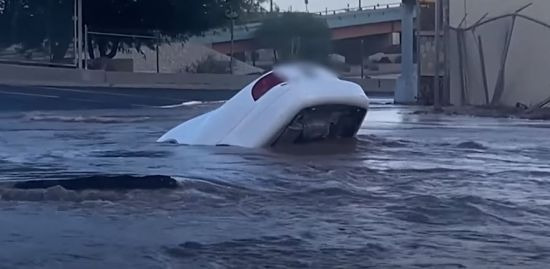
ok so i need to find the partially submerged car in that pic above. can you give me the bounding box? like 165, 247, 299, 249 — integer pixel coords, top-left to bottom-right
158, 63, 369, 148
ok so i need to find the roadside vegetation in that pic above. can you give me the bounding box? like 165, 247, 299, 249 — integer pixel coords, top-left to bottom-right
0, 0, 268, 61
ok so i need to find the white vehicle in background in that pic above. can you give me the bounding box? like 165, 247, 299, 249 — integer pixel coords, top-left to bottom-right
158, 63, 369, 148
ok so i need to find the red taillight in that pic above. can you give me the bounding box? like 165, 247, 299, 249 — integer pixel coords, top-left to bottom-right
251, 72, 285, 101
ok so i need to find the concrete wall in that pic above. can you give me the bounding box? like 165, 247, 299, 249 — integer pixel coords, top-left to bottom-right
114, 42, 263, 75
347, 78, 395, 94
332, 34, 394, 65
449, 0, 550, 107
0, 64, 106, 85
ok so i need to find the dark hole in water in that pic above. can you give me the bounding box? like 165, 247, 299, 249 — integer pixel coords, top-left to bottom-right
272, 105, 367, 146
12, 175, 178, 191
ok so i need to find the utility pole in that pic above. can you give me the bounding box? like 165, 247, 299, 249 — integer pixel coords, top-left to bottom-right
434, 0, 442, 111
443, 0, 450, 105
77, 0, 83, 69
155, 32, 160, 73
84, 24, 88, 69
270, 0, 273, 12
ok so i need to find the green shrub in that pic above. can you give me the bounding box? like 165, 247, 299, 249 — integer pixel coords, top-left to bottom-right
186, 55, 229, 74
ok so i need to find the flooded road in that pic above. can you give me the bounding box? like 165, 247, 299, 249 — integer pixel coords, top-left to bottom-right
1, 98, 550, 268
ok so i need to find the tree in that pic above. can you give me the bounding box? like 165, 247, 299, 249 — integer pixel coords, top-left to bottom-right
0, 0, 265, 61
240, 0, 268, 13
254, 12, 331, 63
0, 0, 81, 61
86, 0, 270, 59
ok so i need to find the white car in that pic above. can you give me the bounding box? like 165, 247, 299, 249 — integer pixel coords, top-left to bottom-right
158, 63, 369, 148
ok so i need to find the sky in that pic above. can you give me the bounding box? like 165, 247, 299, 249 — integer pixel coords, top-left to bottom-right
274, 0, 398, 12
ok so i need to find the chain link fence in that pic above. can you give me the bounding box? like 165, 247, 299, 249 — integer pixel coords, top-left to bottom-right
85, 29, 160, 72
84, 29, 263, 75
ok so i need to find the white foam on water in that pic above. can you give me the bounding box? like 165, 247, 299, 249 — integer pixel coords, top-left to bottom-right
0, 186, 127, 202
158, 100, 225, 109
26, 114, 151, 123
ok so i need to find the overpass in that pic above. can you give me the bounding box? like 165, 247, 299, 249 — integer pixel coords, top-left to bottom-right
194, 1, 419, 104
193, 3, 407, 55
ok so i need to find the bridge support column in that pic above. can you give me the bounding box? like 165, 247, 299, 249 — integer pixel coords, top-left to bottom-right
395, 0, 418, 104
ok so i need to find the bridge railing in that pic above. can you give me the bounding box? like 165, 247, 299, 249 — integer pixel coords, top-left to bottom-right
312, 2, 402, 16
197, 3, 404, 44
237, 2, 402, 24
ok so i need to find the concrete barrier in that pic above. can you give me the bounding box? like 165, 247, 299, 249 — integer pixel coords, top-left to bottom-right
0, 63, 394, 94
0, 63, 257, 90
0, 64, 94, 84
104, 72, 257, 89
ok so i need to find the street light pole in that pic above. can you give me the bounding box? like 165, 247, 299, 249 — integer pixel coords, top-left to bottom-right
361, 39, 365, 79
73, 0, 78, 67
226, 8, 239, 74
230, 18, 234, 74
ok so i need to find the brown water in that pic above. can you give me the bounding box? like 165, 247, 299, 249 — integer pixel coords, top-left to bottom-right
1, 101, 550, 268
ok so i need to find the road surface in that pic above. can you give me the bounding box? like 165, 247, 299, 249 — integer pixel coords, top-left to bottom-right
0, 84, 238, 111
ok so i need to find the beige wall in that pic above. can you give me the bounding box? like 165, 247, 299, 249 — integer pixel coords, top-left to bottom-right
450, 0, 550, 27
449, 0, 550, 107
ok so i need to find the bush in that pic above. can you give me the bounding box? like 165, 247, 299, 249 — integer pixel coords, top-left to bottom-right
185, 55, 229, 74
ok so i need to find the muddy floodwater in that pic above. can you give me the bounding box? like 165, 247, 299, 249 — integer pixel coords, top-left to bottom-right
1, 100, 550, 268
